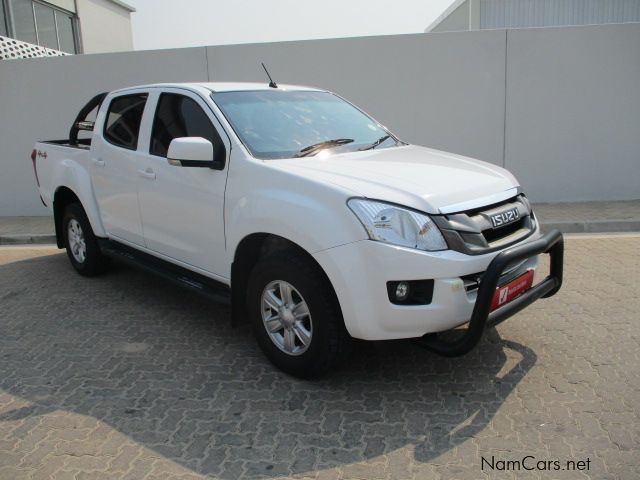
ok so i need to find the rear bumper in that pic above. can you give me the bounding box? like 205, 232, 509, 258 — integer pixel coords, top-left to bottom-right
313, 229, 562, 344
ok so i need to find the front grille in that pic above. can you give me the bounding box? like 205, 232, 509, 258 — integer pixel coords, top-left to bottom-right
482, 217, 526, 243
462, 258, 529, 293
433, 195, 536, 255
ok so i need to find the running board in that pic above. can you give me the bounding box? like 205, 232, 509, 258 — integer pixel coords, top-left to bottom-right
97, 239, 231, 305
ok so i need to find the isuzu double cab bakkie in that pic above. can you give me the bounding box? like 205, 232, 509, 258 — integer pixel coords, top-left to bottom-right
32, 82, 563, 377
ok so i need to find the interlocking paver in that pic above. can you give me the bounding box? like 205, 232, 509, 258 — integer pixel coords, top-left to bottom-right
0, 236, 639, 479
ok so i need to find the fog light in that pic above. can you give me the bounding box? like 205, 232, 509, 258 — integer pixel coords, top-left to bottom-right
387, 280, 434, 305
395, 281, 410, 301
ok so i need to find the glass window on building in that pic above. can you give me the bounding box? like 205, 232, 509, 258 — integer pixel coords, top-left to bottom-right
9, 0, 77, 52
55, 10, 75, 53
11, 0, 37, 44
1, 2, 8, 37
34, 2, 57, 49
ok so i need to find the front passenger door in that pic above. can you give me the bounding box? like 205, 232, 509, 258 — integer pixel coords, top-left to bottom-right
136, 90, 230, 278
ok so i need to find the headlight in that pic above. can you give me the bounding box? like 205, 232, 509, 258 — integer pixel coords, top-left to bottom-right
348, 199, 447, 251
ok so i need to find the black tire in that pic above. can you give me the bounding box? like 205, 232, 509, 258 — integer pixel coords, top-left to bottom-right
247, 250, 352, 378
62, 203, 110, 276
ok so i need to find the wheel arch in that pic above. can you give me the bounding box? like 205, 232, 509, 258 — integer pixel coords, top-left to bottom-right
53, 186, 82, 248
230, 233, 343, 327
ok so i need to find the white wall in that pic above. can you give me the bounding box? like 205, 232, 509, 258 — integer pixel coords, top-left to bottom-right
0, 23, 638, 216
47, 0, 77, 13
76, 0, 133, 53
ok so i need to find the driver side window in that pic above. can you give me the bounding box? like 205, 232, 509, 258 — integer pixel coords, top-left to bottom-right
150, 93, 226, 161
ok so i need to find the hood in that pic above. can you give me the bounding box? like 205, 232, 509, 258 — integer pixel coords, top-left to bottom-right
273, 145, 520, 214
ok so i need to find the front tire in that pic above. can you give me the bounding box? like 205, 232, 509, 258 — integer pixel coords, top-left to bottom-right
62, 203, 110, 276
247, 250, 352, 378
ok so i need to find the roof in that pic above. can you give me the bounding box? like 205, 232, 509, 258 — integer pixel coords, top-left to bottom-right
198, 82, 323, 93
112, 82, 323, 94
424, 0, 467, 33
107, 0, 136, 13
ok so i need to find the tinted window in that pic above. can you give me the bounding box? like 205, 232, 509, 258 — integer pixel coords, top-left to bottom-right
150, 93, 225, 160
104, 94, 148, 150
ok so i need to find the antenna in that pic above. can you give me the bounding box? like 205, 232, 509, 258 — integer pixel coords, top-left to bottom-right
261, 62, 278, 88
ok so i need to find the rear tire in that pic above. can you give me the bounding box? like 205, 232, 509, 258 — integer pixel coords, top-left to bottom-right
62, 203, 110, 276
247, 250, 352, 378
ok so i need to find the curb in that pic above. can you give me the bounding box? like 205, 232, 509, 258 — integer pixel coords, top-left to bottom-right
540, 220, 640, 234
0, 234, 57, 245
0, 221, 638, 246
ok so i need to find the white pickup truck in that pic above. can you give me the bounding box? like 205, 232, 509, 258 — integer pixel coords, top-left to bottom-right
32, 82, 563, 377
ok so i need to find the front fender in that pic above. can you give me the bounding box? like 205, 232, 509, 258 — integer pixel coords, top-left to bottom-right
226, 186, 367, 265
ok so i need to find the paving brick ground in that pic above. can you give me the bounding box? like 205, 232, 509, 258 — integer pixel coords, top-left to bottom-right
0, 235, 638, 479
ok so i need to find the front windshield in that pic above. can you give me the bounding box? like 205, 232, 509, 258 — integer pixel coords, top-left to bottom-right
212, 90, 400, 159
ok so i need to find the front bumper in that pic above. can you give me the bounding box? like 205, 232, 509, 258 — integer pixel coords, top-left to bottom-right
416, 229, 563, 356
313, 229, 563, 347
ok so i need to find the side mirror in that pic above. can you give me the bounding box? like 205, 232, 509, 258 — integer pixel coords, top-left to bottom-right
167, 137, 219, 168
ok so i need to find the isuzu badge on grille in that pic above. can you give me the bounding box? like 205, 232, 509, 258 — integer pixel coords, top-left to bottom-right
490, 208, 520, 228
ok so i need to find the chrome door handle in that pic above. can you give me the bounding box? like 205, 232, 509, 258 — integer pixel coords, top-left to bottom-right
91, 158, 105, 167
137, 168, 156, 180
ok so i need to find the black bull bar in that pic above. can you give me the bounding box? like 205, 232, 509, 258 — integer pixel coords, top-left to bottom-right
417, 229, 564, 357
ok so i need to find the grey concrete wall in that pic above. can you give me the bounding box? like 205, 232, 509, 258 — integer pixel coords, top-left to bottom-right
206, 30, 507, 167
0, 23, 638, 215
505, 23, 640, 201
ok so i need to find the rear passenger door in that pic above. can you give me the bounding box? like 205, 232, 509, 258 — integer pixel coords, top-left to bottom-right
136, 89, 230, 278
91, 92, 149, 247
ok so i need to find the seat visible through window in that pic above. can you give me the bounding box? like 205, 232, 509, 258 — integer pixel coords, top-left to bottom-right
150, 93, 225, 161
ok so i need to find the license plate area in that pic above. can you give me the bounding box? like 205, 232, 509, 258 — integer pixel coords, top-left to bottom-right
490, 269, 534, 311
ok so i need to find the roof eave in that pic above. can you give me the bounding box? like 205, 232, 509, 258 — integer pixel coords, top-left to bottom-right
108, 0, 136, 13
424, 0, 467, 33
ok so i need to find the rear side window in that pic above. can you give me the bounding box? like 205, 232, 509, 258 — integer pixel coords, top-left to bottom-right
103, 94, 148, 150
150, 93, 226, 160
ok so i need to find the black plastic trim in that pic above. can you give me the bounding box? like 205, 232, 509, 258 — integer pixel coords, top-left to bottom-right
170, 158, 225, 169
69, 92, 107, 146
416, 229, 564, 357
97, 239, 230, 305
433, 195, 536, 255
387, 280, 434, 305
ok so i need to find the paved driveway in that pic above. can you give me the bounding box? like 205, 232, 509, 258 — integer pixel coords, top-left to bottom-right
0, 235, 638, 480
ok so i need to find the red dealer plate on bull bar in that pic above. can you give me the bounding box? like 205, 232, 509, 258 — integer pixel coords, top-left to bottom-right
490, 269, 535, 311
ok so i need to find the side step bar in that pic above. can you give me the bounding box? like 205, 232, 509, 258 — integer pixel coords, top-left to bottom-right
416, 229, 564, 357
97, 239, 231, 305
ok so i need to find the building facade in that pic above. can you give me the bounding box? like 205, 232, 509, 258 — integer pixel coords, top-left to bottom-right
426, 0, 640, 32
0, 0, 134, 55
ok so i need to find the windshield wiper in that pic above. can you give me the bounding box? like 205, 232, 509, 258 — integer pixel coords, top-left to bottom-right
358, 135, 392, 151
294, 138, 354, 157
